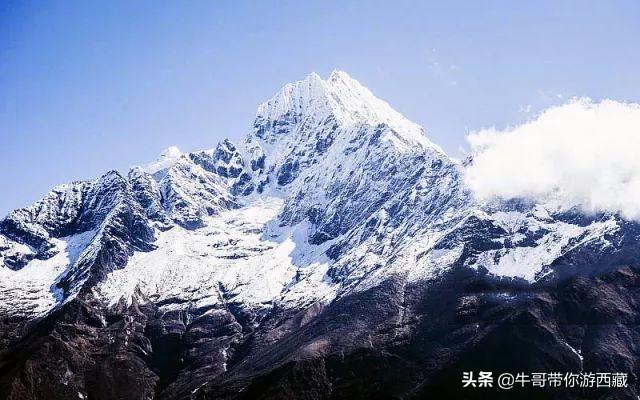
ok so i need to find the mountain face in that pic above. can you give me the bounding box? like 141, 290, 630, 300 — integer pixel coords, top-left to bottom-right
0, 71, 639, 400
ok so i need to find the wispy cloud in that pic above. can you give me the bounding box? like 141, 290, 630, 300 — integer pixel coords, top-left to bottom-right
425, 48, 460, 85
519, 104, 532, 113
537, 88, 563, 101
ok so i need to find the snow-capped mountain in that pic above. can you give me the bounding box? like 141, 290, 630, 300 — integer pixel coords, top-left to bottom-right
0, 71, 462, 319
0, 71, 638, 400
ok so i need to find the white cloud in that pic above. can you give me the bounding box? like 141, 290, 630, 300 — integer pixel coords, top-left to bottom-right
464, 98, 640, 219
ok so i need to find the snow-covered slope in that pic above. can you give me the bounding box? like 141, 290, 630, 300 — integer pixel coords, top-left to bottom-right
0, 230, 95, 316
98, 195, 336, 311
0, 71, 634, 322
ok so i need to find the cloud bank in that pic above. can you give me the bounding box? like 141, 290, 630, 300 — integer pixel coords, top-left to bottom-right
465, 98, 640, 219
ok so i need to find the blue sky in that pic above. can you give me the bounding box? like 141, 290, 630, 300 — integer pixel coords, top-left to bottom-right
1, 1, 639, 216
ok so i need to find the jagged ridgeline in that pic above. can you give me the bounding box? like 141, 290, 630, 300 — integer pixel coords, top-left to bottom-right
0, 72, 638, 400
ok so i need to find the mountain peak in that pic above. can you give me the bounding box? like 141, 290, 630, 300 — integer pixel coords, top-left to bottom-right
255, 72, 331, 125
159, 146, 182, 159
254, 70, 440, 152
140, 146, 183, 175
328, 69, 350, 81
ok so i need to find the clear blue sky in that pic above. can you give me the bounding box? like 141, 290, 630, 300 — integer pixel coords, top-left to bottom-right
1, 1, 639, 216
